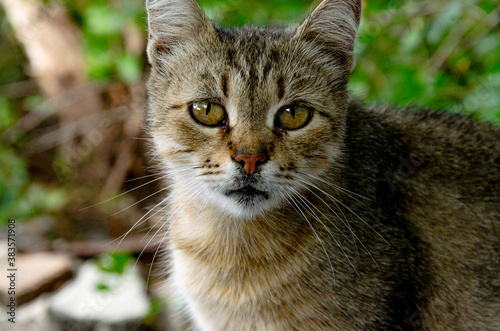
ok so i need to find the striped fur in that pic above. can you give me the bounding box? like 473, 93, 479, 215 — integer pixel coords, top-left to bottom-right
145, 0, 500, 329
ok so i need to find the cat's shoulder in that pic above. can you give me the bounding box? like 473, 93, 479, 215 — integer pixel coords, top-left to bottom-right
347, 100, 500, 147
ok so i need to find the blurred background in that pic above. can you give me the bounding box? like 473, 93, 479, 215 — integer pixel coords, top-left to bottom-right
0, 0, 499, 329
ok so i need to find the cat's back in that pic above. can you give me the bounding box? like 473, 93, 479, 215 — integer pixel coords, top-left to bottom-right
365, 103, 500, 202
346, 101, 500, 197
346, 102, 500, 329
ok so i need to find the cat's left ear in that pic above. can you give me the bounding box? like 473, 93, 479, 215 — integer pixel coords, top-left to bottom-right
146, 0, 215, 65
293, 0, 362, 73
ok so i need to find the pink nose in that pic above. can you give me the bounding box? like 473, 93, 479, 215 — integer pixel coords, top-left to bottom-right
234, 154, 268, 175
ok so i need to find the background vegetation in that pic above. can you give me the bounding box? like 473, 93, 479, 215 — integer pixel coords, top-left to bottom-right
1, 0, 499, 243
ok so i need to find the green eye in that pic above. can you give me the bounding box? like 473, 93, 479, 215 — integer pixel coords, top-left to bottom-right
275, 105, 312, 130
190, 101, 226, 127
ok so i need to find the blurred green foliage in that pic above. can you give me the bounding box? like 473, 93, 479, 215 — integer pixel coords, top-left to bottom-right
0, 96, 67, 223
69, 0, 145, 82
0, 0, 498, 225
198, 0, 312, 26
95, 251, 134, 276
352, 0, 500, 124
94, 251, 134, 291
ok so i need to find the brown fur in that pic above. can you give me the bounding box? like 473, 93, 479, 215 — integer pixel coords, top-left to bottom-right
145, 0, 500, 329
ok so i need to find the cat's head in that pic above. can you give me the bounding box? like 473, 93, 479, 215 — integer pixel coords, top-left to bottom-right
146, 0, 361, 219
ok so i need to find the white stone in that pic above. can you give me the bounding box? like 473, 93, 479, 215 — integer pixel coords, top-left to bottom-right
49, 260, 150, 324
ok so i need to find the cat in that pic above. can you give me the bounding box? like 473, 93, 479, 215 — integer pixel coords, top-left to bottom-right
144, 0, 500, 330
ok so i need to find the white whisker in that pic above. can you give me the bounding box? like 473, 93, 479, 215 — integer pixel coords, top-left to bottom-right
143, 189, 204, 289
286, 191, 336, 283
124, 173, 160, 183
80, 175, 167, 211
295, 178, 384, 270
289, 186, 357, 275
299, 178, 388, 245
300, 172, 371, 202
105, 186, 170, 219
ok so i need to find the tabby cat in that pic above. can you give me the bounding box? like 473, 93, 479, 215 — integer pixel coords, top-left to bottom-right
145, 0, 500, 329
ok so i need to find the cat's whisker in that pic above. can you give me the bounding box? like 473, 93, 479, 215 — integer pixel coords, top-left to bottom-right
196, 171, 223, 177
301, 178, 387, 244
167, 166, 200, 173
131, 183, 202, 274
285, 191, 337, 283
105, 186, 170, 219
128, 137, 150, 140
295, 179, 361, 254
136, 203, 174, 243
109, 195, 170, 254
295, 179, 356, 238
297, 179, 384, 270
289, 186, 357, 275
137, 209, 180, 282
295, 180, 377, 270
148, 151, 160, 164
293, 182, 357, 246
143, 189, 204, 290
124, 173, 160, 183
317, 189, 359, 252
299, 171, 371, 202
137, 179, 202, 240
80, 175, 167, 211
110, 178, 198, 254
104, 189, 171, 248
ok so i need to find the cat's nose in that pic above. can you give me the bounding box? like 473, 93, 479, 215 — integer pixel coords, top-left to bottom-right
233, 153, 268, 175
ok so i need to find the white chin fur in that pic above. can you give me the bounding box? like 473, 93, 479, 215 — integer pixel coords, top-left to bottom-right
168, 162, 290, 220
204, 189, 282, 220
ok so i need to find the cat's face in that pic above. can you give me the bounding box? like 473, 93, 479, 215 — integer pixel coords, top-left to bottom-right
146, 0, 360, 219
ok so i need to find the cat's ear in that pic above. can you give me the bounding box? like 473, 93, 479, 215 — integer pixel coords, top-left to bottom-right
146, 0, 215, 64
293, 0, 362, 73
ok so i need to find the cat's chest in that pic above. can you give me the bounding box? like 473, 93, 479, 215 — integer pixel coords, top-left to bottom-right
168, 247, 319, 331
169, 239, 309, 306
165, 208, 324, 327
167, 221, 316, 308
170, 248, 263, 306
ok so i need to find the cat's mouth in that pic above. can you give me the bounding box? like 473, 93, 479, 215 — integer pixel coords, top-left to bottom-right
225, 185, 269, 205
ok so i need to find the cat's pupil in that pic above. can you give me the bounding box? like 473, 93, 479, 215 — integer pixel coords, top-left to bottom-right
287, 106, 296, 119
205, 102, 211, 115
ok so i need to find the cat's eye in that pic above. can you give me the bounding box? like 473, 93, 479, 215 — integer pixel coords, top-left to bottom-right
274, 105, 312, 130
190, 101, 227, 127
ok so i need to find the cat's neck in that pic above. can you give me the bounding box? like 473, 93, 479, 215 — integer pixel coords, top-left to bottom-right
166, 187, 321, 265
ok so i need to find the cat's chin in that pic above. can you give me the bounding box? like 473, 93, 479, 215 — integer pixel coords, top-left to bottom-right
207, 188, 280, 220
224, 185, 269, 203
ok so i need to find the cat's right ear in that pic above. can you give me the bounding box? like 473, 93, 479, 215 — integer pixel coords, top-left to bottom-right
146, 0, 215, 65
